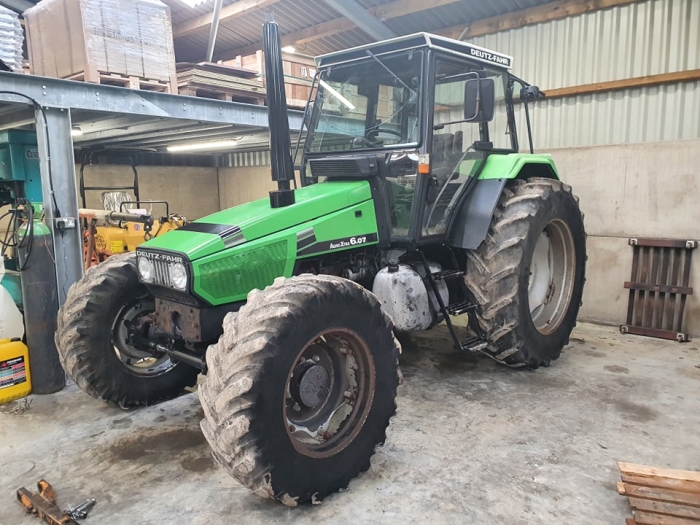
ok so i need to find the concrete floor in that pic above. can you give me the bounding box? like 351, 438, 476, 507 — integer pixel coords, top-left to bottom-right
1, 322, 699, 524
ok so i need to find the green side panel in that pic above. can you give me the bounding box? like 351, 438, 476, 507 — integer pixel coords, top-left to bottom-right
142, 181, 372, 261
478, 153, 560, 180
192, 201, 379, 305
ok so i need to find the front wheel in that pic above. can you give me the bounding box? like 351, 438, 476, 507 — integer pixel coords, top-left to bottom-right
55, 253, 199, 407
464, 178, 586, 368
199, 274, 401, 505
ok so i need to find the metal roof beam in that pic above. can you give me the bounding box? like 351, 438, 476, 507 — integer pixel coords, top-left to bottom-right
173, 0, 281, 39
217, 0, 460, 61
0, 107, 35, 131
437, 0, 640, 40
0, 72, 304, 130
320, 0, 395, 41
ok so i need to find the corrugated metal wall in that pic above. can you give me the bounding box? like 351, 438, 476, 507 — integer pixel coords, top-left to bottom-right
467, 0, 700, 149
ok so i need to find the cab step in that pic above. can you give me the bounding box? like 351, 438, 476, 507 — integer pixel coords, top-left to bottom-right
460, 337, 488, 352
432, 269, 464, 281
445, 301, 477, 316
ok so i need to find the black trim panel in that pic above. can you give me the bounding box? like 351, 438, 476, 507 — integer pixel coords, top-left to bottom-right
178, 222, 241, 238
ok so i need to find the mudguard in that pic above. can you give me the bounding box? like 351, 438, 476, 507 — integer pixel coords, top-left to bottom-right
447, 178, 507, 250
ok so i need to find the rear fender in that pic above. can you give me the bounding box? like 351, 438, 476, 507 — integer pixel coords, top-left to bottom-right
448, 156, 560, 250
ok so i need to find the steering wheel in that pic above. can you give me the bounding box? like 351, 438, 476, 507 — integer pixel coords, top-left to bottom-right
373, 128, 402, 137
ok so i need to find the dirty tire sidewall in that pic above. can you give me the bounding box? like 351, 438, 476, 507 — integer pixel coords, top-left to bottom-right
55, 253, 199, 408
199, 275, 400, 505
465, 178, 586, 368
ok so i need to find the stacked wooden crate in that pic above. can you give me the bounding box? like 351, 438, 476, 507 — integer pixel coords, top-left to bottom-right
23, 0, 177, 93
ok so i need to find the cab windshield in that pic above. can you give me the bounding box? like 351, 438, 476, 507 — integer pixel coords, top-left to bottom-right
306, 51, 422, 153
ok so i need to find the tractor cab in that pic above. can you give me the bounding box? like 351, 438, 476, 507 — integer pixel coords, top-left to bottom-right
300, 33, 531, 245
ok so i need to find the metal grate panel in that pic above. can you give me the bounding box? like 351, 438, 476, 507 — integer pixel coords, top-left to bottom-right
199, 240, 288, 300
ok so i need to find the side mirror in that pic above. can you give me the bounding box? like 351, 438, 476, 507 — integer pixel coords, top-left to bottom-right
464, 78, 495, 122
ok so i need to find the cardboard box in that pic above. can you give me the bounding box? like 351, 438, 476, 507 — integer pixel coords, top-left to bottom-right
24, 0, 176, 87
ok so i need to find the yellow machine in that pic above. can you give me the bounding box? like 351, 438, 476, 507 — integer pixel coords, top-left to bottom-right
81, 208, 188, 268
92, 215, 186, 258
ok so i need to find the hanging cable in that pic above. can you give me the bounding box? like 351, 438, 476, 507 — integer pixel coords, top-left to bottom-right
0, 91, 62, 218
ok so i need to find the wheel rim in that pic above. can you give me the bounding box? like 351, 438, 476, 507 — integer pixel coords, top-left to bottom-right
528, 219, 577, 335
111, 296, 176, 376
284, 328, 376, 459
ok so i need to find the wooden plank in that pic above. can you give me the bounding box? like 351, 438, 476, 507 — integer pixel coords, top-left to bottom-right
619, 464, 700, 484
628, 498, 700, 519
543, 70, 700, 99
621, 476, 700, 496
632, 239, 694, 249
655, 249, 671, 329
173, 0, 281, 38
636, 246, 651, 327
624, 325, 685, 341
644, 247, 661, 328
437, 0, 639, 40
627, 244, 640, 325
633, 512, 700, 525
623, 282, 693, 296
676, 249, 694, 332
620, 483, 700, 507
667, 249, 682, 331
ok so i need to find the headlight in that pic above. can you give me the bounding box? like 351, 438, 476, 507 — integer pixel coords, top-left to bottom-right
138, 256, 154, 282
169, 262, 188, 291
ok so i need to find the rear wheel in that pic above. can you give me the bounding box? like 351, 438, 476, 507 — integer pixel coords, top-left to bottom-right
464, 178, 586, 368
199, 274, 401, 505
55, 253, 199, 407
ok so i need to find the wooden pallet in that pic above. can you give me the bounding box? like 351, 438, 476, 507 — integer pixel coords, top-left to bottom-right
618, 462, 700, 524
621, 238, 696, 342
176, 62, 267, 105
65, 70, 174, 93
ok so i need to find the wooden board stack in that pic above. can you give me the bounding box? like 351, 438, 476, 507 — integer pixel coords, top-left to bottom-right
176, 62, 267, 104
618, 462, 700, 524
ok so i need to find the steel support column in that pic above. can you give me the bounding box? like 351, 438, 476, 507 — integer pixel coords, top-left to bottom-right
34, 106, 83, 305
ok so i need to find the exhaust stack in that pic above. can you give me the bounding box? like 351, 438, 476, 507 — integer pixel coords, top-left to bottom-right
263, 16, 295, 208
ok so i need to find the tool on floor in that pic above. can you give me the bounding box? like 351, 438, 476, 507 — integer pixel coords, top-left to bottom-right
16, 479, 95, 524
65, 498, 96, 520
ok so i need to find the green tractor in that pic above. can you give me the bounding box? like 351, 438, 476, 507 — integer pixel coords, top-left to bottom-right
56, 21, 585, 505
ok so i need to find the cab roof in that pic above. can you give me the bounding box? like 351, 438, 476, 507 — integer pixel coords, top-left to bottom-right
315, 32, 513, 70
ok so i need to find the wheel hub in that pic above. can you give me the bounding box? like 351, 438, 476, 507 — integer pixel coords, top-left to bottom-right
284, 329, 375, 459
293, 362, 330, 409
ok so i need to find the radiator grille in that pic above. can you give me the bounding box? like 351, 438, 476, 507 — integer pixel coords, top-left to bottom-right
199, 240, 288, 300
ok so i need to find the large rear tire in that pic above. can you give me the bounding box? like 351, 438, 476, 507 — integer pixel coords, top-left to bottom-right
464, 178, 586, 368
199, 274, 401, 505
55, 253, 199, 408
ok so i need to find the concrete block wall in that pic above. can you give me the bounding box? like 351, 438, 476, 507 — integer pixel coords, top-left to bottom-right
217, 165, 276, 209
551, 138, 700, 335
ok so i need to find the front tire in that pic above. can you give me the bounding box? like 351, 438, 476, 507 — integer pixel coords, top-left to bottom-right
199, 274, 401, 505
55, 253, 199, 408
464, 178, 586, 368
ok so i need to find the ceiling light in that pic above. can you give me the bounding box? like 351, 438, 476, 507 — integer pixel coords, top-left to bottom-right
281, 45, 296, 53
167, 140, 238, 153
319, 79, 356, 110
71, 126, 83, 137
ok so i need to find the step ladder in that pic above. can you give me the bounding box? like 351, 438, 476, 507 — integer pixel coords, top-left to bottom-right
418, 251, 488, 353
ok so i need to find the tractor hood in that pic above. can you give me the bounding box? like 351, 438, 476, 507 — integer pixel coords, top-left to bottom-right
140, 181, 372, 261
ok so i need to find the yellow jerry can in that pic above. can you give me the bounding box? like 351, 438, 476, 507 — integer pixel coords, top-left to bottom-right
0, 338, 31, 404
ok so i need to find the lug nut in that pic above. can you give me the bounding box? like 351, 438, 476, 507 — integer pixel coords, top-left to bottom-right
313, 355, 320, 363
293, 403, 301, 412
